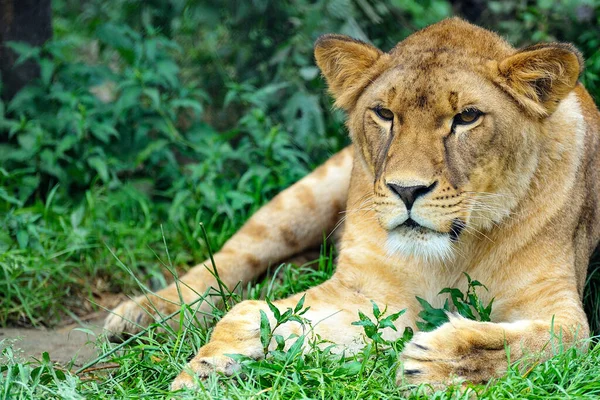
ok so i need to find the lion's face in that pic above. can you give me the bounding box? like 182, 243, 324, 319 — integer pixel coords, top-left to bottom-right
315, 18, 582, 260
351, 57, 535, 260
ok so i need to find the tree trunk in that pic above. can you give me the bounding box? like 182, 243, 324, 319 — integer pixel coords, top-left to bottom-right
0, 0, 52, 101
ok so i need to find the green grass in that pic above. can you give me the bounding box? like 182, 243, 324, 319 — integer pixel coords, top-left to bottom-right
2, 249, 600, 399
1, 184, 208, 327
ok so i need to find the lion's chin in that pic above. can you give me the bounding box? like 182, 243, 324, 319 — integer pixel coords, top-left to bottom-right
386, 226, 454, 262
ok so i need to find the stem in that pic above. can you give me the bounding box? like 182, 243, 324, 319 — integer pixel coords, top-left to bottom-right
199, 222, 231, 312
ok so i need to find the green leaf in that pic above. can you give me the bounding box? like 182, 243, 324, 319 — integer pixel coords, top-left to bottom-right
441, 287, 465, 308
57, 134, 79, 154
244, 361, 283, 374
115, 86, 142, 115
155, 60, 180, 88
0, 188, 23, 206
333, 361, 362, 377
274, 334, 285, 351
143, 88, 161, 109
265, 297, 280, 320
16, 230, 29, 249
286, 335, 305, 359
364, 325, 377, 338
481, 299, 494, 321
470, 279, 486, 289
371, 300, 381, 319
379, 317, 398, 331
96, 23, 136, 64
388, 308, 406, 320
415, 320, 430, 332
6, 41, 40, 65
39, 58, 55, 86
170, 98, 203, 116
286, 315, 304, 325
70, 204, 85, 229
294, 294, 306, 313
282, 91, 325, 140
134, 139, 168, 166
467, 293, 479, 308
416, 297, 450, 332
89, 122, 119, 143
370, 332, 383, 343
18, 175, 40, 203
40, 149, 66, 181
87, 156, 109, 182
357, 310, 370, 321
456, 303, 475, 320
8, 85, 42, 112
259, 310, 271, 351
353, 310, 377, 338
246, 82, 289, 109
351, 319, 375, 328
227, 191, 254, 210
54, 370, 66, 381
72, 327, 97, 337
17, 131, 40, 152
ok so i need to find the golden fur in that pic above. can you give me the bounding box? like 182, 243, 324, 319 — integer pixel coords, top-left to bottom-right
104, 18, 600, 390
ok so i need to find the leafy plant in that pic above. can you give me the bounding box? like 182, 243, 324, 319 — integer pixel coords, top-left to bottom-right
1, 27, 207, 195
349, 301, 413, 380
416, 273, 494, 332
259, 295, 311, 358
353, 302, 409, 356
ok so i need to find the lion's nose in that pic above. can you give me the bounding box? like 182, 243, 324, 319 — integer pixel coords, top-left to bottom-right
387, 182, 437, 210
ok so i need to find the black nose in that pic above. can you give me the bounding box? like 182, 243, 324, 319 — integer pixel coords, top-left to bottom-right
387, 182, 437, 210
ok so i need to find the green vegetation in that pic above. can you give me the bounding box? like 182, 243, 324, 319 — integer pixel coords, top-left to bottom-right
416, 273, 494, 332
2, 261, 600, 398
1, 0, 600, 398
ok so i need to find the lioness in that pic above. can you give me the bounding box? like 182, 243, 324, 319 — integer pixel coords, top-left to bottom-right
104, 18, 600, 390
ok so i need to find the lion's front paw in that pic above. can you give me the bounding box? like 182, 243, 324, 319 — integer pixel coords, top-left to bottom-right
397, 315, 510, 386
171, 355, 241, 391
103, 294, 181, 341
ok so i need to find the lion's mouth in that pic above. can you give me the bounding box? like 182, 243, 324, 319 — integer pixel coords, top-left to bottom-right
394, 218, 437, 234
401, 218, 421, 229
394, 217, 464, 241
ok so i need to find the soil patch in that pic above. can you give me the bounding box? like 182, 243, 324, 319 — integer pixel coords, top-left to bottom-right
1, 312, 107, 367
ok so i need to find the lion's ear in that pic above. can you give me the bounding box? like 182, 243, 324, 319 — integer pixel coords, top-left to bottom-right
496, 43, 583, 117
314, 34, 386, 110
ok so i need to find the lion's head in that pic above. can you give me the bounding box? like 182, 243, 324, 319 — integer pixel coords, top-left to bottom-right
314, 18, 583, 261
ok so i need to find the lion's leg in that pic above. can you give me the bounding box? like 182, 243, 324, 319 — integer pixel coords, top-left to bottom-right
398, 275, 590, 386
104, 147, 353, 337
170, 277, 409, 390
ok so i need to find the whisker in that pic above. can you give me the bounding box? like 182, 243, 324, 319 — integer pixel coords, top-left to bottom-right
455, 220, 495, 243
327, 215, 347, 240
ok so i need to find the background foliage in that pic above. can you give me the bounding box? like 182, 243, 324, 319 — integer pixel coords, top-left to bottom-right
0, 0, 599, 328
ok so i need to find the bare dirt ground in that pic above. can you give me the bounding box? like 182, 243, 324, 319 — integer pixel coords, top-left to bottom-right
0, 312, 108, 367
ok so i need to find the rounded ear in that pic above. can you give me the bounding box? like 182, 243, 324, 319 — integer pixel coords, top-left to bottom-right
314, 34, 387, 110
495, 43, 583, 117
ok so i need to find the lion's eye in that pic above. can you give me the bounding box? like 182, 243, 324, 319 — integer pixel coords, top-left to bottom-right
453, 108, 482, 126
374, 106, 394, 121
